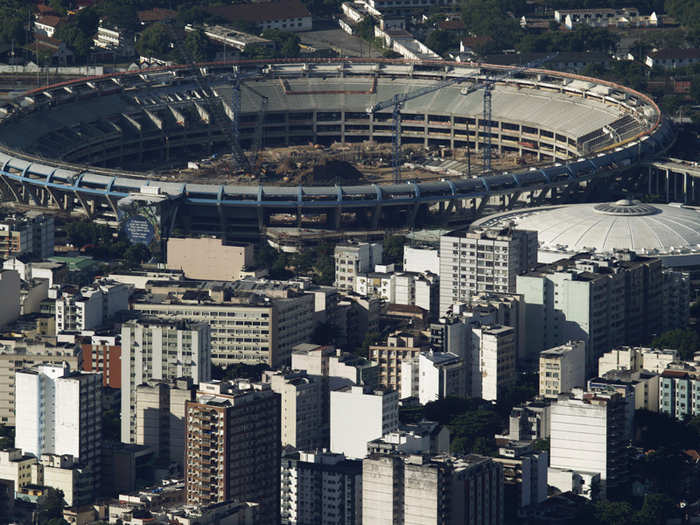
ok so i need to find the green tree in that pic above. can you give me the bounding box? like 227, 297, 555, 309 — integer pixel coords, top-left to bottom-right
97, 0, 139, 33
135, 22, 172, 60
594, 500, 634, 525
0, 2, 33, 46
36, 488, 66, 525
358, 330, 380, 357
651, 328, 700, 361
355, 16, 374, 42
181, 28, 211, 63
425, 30, 460, 56
634, 493, 675, 525
383, 235, 405, 267
48, 0, 71, 16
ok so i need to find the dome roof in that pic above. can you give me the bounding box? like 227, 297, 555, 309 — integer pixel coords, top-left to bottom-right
477, 202, 700, 257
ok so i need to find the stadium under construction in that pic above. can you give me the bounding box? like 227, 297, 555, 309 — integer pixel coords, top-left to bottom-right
0, 58, 679, 241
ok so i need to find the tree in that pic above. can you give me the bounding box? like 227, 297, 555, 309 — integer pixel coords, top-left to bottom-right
651, 328, 700, 361
425, 30, 459, 56
383, 235, 405, 267
594, 500, 634, 525
0, 2, 34, 47
355, 16, 374, 42
181, 28, 211, 63
124, 243, 150, 268
634, 493, 675, 525
36, 488, 66, 525
136, 22, 172, 60
48, 0, 71, 16
358, 331, 380, 357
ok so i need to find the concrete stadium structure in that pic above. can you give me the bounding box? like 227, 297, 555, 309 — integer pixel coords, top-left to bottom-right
0, 58, 674, 238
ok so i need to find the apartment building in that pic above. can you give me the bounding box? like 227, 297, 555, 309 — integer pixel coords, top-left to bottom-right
15, 363, 102, 504
0, 212, 54, 260
185, 380, 281, 523
400, 351, 465, 404
166, 237, 254, 281
280, 449, 362, 525
517, 252, 663, 374
330, 385, 399, 459
132, 289, 313, 367
0, 340, 81, 425
334, 242, 382, 291
498, 399, 552, 442
539, 340, 586, 398
367, 421, 450, 456
80, 334, 121, 388
598, 346, 677, 376
135, 378, 197, 468
0, 449, 36, 494
470, 324, 516, 401
492, 442, 548, 513
262, 370, 324, 451
362, 453, 504, 525
54, 279, 131, 332
369, 331, 428, 391
549, 389, 628, 499
439, 226, 537, 315
121, 318, 211, 444
659, 363, 700, 420
291, 344, 379, 388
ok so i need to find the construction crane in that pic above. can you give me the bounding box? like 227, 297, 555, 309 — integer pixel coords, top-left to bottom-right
367, 53, 557, 182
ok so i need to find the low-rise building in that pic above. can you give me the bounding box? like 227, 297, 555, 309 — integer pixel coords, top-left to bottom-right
367, 421, 450, 456
0, 448, 36, 494
598, 346, 677, 376
369, 331, 427, 391
166, 237, 254, 281
334, 242, 382, 291
659, 363, 700, 420
645, 48, 700, 69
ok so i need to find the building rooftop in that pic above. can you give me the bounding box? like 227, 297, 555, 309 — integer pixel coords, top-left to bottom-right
205, 0, 311, 24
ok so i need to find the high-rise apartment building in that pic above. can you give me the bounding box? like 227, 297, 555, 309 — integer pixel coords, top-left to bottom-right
492, 442, 548, 514
362, 453, 504, 525
291, 344, 379, 388
517, 252, 662, 373
280, 449, 362, 525
662, 269, 690, 333
185, 380, 281, 523
132, 289, 313, 367
330, 385, 399, 459
548, 389, 628, 499
334, 242, 382, 291
439, 226, 537, 315
135, 378, 196, 468
0, 340, 81, 425
539, 340, 586, 398
14, 363, 102, 504
470, 324, 516, 401
262, 370, 324, 451
121, 318, 211, 444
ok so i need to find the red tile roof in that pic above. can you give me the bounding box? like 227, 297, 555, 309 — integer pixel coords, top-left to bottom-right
36, 15, 62, 28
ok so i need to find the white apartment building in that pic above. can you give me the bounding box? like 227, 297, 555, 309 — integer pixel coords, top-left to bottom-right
367, 421, 450, 456
54, 279, 131, 332
31, 454, 82, 507
403, 245, 439, 274
539, 340, 586, 398
132, 291, 313, 367
439, 226, 537, 315
262, 370, 324, 451
548, 389, 628, 499
94, 22, 134, 53
334, 242, 382, 290
362, 453, 503, 525
355, 268, 438, 312
121, 318, 211, 444
14, 364, 102, 504
598, 346, 678, 376
135, 378, 196, 468
291, 343, 379, 388
400, 351, 465, 404
280, 449, 362, 525
471, 324, 516, 401
0, 340, 81, 426
330, 385, 399, 459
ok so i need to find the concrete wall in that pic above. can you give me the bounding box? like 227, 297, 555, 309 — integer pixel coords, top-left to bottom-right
167, 237, 254, 281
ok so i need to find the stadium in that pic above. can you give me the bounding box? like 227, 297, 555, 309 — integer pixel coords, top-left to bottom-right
0, 58, 674, 241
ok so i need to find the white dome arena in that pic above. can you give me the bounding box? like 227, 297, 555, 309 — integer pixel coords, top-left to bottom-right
473, 200, 700, 267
